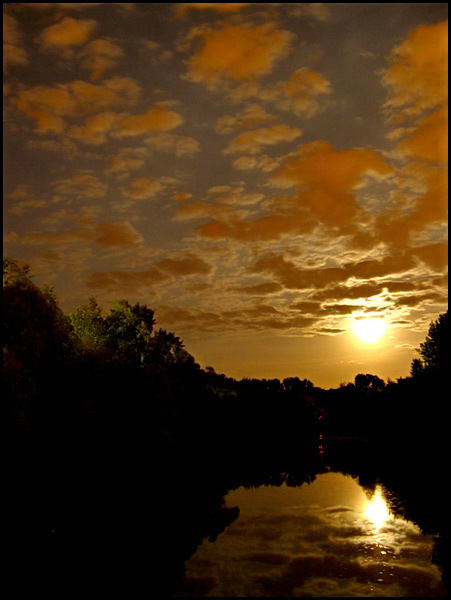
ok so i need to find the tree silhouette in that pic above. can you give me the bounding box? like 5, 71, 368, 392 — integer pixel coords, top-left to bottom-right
411, 311, 448, 376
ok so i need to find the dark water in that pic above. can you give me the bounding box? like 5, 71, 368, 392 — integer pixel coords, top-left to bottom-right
177, 471, 446, 597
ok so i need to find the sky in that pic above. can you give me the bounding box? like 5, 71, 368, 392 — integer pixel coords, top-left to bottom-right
3, 3, 448, 388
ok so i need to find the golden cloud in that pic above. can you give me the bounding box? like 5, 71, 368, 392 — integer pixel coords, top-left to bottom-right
224, 124, 302, 155
383, 20, 448, 122
86, 269, 167, 293
86, 253, 212, 294
3, 13, 28, 72
216, 103, 275, 134
186, 23, 292, 85
271, 141, 395, 226
123, 177, 165, 200
144, 133, 200, 156
117, 104, 183, 136
21, 220, 143, 248
53, 172, 107, 198
279, 67, 332, 116
68, 111, 119, 145
79, 38, 124, 81
196, 213, 316, 242
156, 254, 212, 276
37, 17, 97, 50
10, 77, 141, 133
396, 106, 448, 165
94, 221, 144, 247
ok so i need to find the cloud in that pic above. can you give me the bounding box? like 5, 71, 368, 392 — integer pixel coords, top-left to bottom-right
216, 104, 276, 134
123, 177, 165, 200
144, 133, 200, 156
233, 155, 280, 172
21, 220, 143, 249
78, 38, 124, 81
196, 213, 316, 242
86, 253, 212, 294
395, 105, 448, 164
69, 111, 120, 145
3, 13, 28, 72
383, 21, 448, 123
94, 221, 144, 247
156, 254, 212, 276
278, 67, 332, 117
185, 23, 292, 86
270, 141, 395, 227
116, 103, 183, 136
227, 67, 332, 118
10, 77, 141, 133
224, 124, 302, 155
86, 269, 167, 293
36, 17, 97, 51
53, 172, 107, 198
104, 150, 147, 178
238, 282, 283, 296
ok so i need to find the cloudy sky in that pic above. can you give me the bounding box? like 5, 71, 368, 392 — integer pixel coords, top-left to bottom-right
3, 3, 448, 387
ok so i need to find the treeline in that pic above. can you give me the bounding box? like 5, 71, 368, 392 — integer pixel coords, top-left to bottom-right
3, 258, 448, 593
3, 257, 448, 464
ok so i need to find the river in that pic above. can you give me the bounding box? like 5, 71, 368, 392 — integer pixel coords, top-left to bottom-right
175, 470, 447, 597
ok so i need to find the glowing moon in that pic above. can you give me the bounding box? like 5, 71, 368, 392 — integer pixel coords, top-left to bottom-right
352, 318, 387, 344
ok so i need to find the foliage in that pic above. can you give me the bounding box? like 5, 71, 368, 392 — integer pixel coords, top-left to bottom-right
69, 297, 106, 351
3, 259, 73, 369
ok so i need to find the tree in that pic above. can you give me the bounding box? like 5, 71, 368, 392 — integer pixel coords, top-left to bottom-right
412, 311, 448, 376
354, 373, 385, 391
70, 297, 107, 351
3, 259, 72, 369
104, 300, 155, 365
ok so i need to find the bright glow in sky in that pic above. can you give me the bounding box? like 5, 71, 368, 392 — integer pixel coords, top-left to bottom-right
3, 4, 448, 388
352, 318, 387, 344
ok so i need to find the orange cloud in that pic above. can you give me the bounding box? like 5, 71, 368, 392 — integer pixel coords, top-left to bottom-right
375, 167, 448, 247
157, 254, 212, 276
196, 213, 316, 242
396, 106, 448, 165
250, 249, 425, 295
86, 269, 167, 293
124, 177, 165, 200
216, 103, 275, 134
37, 17, 96, 50
271, 141, 395, 226
53, 172, 107, 198
94, 221, 144, 247
21, 220, 143, 248
117, 104, 183, 136
279, 67, 332, 116
10, 77, 140, 133
3, 13, 28, 72
69, 111, 118, 145
224, 124, 302, 155
186, 23, 292, 85
383, 20, 448, 122
86, 253, 212, 294
79, 38, 124, 81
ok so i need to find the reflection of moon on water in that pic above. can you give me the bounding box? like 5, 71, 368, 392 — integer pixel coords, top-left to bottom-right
365, 487, 390, 529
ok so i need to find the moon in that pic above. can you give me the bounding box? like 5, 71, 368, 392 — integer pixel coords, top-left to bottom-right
351, 317, 387, 344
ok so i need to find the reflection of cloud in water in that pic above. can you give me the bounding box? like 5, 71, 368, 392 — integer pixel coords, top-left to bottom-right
178, 473, 446, 597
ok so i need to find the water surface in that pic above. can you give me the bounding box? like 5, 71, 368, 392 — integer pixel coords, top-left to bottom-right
177, 472, 446, 597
